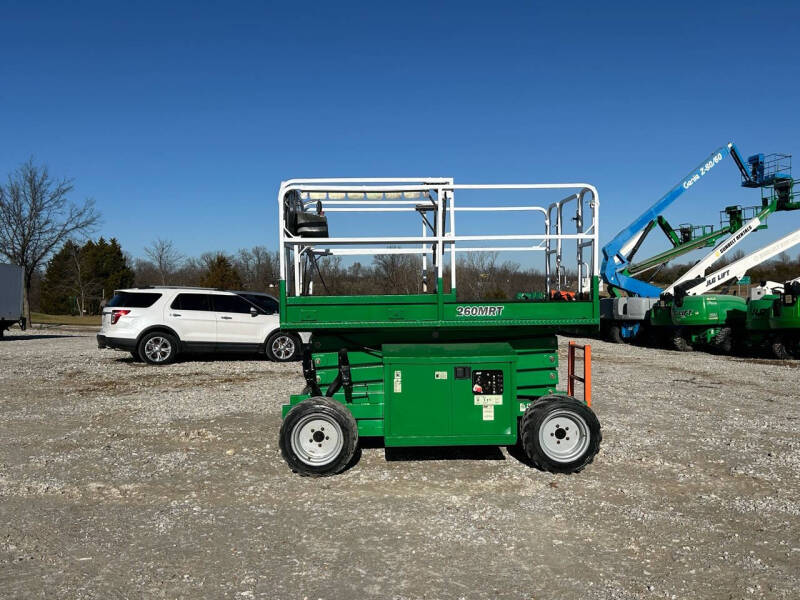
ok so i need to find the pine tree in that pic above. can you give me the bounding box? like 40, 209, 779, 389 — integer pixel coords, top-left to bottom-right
201, 254, 243, 289
40, 238, 135, 315
40, 241, 78, 314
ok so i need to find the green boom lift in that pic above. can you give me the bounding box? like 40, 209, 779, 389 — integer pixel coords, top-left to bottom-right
656, 221, 800, 353
747, 277, 800, 359
652, 158, 800, 352
741, 281, 786, 357
275, 178, 602, 476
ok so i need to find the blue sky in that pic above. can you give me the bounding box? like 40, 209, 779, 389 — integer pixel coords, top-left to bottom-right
2, 1, 800, 265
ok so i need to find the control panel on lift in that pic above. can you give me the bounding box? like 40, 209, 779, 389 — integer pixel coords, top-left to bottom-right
471, 369, 504, 395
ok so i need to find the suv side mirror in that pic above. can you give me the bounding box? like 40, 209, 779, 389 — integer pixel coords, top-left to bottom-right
250, 306, 259, 317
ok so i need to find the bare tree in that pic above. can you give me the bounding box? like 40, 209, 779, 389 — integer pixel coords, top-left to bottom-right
234, 246, 279, 291
132, 258, 161, 286
144, 238, 184, 285
0, 159, 99, 323
373, 252, 422, 294
68, 242, 97, 315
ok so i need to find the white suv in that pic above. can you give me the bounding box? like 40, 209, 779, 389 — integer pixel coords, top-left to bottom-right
97, 287, 308, 365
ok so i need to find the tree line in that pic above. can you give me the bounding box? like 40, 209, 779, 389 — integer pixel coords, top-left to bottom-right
3, 159, 800, 319
32, 241, 552, 315
36, 237, 800, 317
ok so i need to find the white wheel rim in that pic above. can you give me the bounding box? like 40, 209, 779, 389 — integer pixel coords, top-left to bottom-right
271, 335, 295, 360
290, 414, 343, 466
538, 409, 590, 463
144, 337, 171, 362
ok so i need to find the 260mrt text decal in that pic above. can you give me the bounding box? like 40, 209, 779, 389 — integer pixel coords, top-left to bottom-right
456, 305, 505, 317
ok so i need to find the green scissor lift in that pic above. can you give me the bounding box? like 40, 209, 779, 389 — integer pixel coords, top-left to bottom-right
275, 178, 602, 476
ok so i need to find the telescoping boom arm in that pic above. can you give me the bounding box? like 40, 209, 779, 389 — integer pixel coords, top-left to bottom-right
661, 204, 771, 296
601, 143, 739, 297
674, 227, 800, 297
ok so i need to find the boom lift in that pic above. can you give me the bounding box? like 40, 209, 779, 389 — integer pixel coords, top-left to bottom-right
274, 178, 602, 476
766, 276, 800, 358
742, 280, 788, 357
657, 225, 800, 352
600, 143, 793, 342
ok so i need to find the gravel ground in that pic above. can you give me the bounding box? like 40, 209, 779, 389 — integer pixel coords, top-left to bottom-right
1, 327, 799, 599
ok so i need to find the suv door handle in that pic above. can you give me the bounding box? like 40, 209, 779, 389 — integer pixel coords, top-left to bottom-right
171, 313, 181, 317
220, 316, 232, 320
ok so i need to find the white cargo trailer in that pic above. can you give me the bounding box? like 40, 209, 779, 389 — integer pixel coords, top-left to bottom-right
0, 263, 25, 338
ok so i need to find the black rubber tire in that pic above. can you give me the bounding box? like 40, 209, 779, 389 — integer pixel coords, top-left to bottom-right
129, 351, 142, 362
671, 331, 693, 352
279, 397, 359, 477
606, 324, 624, 344
137, 331, 178, 365
266, 331, 300, 362
771, 338, 793, 360
711, 327, 734, 354
520, 395, 601, 474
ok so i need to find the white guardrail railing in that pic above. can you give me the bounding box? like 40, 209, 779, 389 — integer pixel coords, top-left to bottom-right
277, 178, 598, 297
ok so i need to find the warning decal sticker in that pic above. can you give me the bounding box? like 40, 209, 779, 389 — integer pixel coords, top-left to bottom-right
393, 370, 402, 393
474, 395, 503, 406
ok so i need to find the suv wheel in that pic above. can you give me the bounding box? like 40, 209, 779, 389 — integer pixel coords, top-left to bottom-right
266, 331, 299, 362
138, 331, 178, 365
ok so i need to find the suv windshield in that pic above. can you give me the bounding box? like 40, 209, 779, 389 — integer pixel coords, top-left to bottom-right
107, 292, 162, 308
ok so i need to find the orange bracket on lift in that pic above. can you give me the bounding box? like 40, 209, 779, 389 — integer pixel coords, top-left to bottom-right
567, 341, 592, 407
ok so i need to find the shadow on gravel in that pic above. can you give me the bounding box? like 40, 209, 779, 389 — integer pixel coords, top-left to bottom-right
359, 437, 508, 462
384, 445, 506, 462
114, 353, 301, 364
733, 357, 800, 368
1, 334, 77, 341
505, 443, 531, 466
187, 353, 270, 362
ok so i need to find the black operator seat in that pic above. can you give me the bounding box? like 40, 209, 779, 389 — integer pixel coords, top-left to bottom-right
284, 190, 329, 238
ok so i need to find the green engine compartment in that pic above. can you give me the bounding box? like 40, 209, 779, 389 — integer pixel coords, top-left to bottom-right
671, 294, 747, 327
